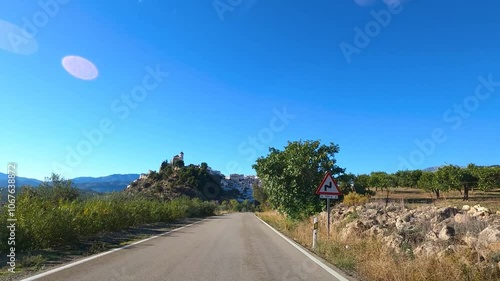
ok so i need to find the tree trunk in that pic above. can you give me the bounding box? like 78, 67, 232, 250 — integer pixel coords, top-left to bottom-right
434, 189, 440, 199
463, 183, 469, 201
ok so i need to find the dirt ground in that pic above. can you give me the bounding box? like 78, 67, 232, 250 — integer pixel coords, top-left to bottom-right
369, 187, 500, 212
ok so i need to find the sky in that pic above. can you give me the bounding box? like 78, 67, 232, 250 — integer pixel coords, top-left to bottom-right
1, 0, 499, 181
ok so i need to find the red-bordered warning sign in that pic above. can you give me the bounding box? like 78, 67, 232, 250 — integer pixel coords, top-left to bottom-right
315, 172, 342, 196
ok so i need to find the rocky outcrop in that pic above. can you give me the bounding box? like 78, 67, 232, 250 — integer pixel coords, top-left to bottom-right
321, 203, 499, 264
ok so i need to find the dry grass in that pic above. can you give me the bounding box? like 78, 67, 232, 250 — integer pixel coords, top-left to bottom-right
257, 211, 500, 281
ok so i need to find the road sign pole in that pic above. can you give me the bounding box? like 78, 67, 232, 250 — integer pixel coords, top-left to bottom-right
312, 217, 318, 249
326, 198, 330, 239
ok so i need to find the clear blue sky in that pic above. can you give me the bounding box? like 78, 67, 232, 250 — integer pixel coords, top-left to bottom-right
1, 0, 499, 180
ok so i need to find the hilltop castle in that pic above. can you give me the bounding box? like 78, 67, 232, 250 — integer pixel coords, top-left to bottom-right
171, 151, 184, 164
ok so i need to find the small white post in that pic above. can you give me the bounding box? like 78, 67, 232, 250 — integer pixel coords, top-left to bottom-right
312, 216, 318, 249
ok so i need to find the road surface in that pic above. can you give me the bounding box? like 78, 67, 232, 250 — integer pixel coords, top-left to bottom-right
23, 213, 352, 281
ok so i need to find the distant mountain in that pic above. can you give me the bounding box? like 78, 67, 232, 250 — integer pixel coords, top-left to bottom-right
0, 173, 42, 187
0, 173, 140, 193
73, 174, 140, 192
72, 174, 140, 184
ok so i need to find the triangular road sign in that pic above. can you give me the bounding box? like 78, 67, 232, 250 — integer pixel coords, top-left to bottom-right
315, 172, 342, 195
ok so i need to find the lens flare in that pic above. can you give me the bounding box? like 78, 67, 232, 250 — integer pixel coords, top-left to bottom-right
62, 55, 99, 80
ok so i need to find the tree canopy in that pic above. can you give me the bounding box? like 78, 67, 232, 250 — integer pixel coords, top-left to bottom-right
252, 140, 345, 219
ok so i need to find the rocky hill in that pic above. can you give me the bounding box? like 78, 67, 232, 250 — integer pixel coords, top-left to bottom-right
124, 161, 242, 201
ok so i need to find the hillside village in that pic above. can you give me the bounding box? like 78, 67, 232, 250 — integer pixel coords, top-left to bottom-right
126, 152, 259, 201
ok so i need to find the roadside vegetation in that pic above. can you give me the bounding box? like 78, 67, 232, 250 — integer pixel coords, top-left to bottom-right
0, 174, 217, 253
258, 210, 500, 281
253, 139, 500, 281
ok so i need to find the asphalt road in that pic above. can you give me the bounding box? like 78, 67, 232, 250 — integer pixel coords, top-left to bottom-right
23, 213, 351, 281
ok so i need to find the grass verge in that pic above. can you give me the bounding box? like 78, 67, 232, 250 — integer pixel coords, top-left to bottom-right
257, 211, 500, 281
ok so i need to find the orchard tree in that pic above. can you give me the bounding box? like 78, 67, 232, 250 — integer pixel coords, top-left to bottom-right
471, 165, 500, 191
337, 173, 356, 194
369, 172, 396, 191
355, 174, 371, 192
252, 140, 345, 219
418, 171, 440, 198
435, 165, 478, 201
409, 170, 423, 188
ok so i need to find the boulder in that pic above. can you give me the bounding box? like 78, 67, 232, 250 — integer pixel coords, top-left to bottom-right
477, 225, 500, 261
454, 213, 469, 224
365, 225, 385, 238
375, 215, 387, 226
365, 208, 378, 219
437, 207, 458, 222
426, 230, 439, 242
438, 225, 455, 240
461, 233, 478, 249
478, 225, 500, 244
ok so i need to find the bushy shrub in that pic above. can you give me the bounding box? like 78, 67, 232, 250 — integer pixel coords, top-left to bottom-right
343, 192, 369, 206
0, 191, 217, 252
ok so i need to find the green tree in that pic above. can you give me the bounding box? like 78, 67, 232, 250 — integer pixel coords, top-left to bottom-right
35, 173, 79, 202
474, 166, 500, 191
229, 199, 240, 212
369, 172, 395, 191
173, 160, 185, 168
355, 174, 371, 192
435, 165, 478, 201
417, 171, 440, 198
252, 140, 345, 220
395, 170, 423, 188
252, 181, 268, 204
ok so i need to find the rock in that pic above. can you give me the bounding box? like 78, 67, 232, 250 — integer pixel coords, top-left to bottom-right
359, 218, 376, 229
438, 225, 455, 240
462, 205, 470, 211
461, 234, 478, 249
426, 231, 439, 241
366, 225, 384, 238
454, 213, 469, 224
375, 215, 387, 226
402, 213, 414, 223
382, 234, 403, 252
365, 208, 378, 219
477, 226, 500, 261
395, 218, 407, 232
341, 221, 365, 240
478, 225, 500, 243
437, 207, 458, 222
474, 205, 490, 214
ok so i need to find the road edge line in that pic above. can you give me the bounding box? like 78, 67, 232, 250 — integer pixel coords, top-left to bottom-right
20, 217, 211, 281
254, 214, 350, 281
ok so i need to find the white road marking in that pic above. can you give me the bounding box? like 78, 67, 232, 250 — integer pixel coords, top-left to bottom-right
255, 215, 350, 281
20, 218, 209, 281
